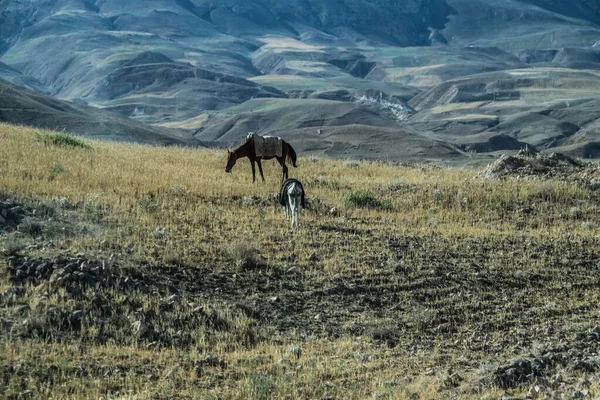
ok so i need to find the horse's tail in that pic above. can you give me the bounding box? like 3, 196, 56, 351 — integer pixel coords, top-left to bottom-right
287, 142, 298, 168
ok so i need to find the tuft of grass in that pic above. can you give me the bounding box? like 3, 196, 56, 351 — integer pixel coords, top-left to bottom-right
18, 217, 43, 237
342, 191, 390, 209
49, 163, 65, 181
36, 131, 92, 149
1, 237, 28, 256
226, 239, 260, 268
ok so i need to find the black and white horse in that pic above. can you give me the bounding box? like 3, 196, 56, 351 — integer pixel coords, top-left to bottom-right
279, 178, 305, 227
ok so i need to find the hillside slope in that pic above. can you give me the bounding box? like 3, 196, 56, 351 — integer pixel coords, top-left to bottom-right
1, 0, 600, 159
0, 78, 195, 145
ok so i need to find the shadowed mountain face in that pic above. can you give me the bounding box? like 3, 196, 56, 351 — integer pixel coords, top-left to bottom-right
0, 77, 196, 145
1, 0, 600, 161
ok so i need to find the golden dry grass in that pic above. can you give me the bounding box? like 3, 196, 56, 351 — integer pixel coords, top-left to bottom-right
1, 122, 600, 399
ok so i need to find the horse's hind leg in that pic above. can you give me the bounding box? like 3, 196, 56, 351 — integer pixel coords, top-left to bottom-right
293, 196, 301, 227
257, 159, 265, 182
289, 196, 296, 227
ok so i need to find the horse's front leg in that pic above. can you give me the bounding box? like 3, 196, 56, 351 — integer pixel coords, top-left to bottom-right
250, 160, 256, 183
277, 157, 288, 182
257, 159, 265, 182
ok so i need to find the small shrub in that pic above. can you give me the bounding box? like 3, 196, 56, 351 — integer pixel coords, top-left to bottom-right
581, 221, 596, 229
153, 227, 170, 238
411, 306, 438, 333
35, 202, 57, 218
371, 324, 399, 347
570, 207, 582, 218
171, 184, 187, 193
85, 193, 103, 214
162, 249, 185, 266
36, 131, 92, 149
1, 237, 27, 256
286, 345, 302, 358
226, 239, 259, 267
49, 163, 65, 181
18, 217, 43, 236
139, 197, 159, 214
343, 191, 390, 209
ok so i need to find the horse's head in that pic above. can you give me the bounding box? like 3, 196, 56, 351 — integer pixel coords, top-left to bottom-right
225, 150, 237, 173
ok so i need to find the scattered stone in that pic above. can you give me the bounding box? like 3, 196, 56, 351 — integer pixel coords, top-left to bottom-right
10, 254, 110, 288
425, 368, 435, 376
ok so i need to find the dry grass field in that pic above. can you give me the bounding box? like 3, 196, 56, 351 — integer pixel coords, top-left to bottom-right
1, 122, 600, 399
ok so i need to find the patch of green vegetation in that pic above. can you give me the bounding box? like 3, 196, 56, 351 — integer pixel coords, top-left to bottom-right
342, 191, 390, 209
36, 131, 92, 150
49, 163, 65, 181
0, 236, 27, 256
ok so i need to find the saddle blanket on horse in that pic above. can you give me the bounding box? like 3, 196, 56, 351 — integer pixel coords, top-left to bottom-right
279, 178, 306, 208
248, 133, 283, 157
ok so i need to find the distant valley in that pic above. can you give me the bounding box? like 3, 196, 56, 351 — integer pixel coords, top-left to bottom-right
1, 0, 600, 161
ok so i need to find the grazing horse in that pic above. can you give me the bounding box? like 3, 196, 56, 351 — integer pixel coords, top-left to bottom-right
279, 178, 305, 227
225, 134, 298, 182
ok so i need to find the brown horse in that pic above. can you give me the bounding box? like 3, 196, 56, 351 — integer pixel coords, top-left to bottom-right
225, 136, 298, 182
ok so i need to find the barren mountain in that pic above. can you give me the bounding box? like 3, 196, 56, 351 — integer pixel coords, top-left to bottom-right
0, 77, 195, 145
1, 0, 599, 160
